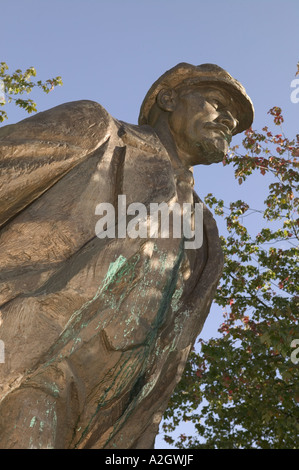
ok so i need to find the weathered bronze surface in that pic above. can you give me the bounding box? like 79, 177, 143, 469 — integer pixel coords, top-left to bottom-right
0, 63, 254, 448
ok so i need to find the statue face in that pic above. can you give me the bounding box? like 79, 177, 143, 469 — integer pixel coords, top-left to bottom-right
167, 85, 239, 166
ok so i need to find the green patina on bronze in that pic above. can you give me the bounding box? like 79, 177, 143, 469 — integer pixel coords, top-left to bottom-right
73, 240, 186, 448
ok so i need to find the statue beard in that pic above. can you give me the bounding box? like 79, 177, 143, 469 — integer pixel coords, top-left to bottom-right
194, 136, 229, 165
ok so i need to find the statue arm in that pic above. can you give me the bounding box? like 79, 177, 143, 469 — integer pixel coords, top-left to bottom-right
0, 100, 111, 228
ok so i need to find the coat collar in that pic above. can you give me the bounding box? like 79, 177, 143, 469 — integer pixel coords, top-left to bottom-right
116, 119, 169, 156
116, 118, 194, 188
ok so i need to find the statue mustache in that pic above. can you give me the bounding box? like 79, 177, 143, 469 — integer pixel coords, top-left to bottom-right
204, 122, 233, 139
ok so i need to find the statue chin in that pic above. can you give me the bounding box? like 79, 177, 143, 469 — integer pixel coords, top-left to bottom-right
194, 138, 228, 165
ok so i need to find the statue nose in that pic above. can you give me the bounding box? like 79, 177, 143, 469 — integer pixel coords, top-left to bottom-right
218, 110, 239, 133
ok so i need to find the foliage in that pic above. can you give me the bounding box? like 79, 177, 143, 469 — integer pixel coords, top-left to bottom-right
0, 62, 62, 123
162, 107, 299, 449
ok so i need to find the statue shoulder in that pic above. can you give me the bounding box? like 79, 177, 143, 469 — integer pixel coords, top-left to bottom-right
26, 99, 111, 133
21, 99, 109, 120
38, 99, 109, 121
0, 99, 113, 155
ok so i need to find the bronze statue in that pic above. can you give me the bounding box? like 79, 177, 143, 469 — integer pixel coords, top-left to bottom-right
0, 63, 254, 448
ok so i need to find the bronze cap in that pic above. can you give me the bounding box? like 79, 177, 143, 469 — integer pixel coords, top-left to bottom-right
138, 62, 254, 135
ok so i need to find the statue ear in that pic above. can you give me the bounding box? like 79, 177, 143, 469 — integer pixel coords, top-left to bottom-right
156, 88, 178, 112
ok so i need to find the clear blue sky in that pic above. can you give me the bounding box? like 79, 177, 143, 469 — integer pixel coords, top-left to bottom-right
2, 0, 298, 448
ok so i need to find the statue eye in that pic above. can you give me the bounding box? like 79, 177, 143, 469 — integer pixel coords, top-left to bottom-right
210, 99, 221, 110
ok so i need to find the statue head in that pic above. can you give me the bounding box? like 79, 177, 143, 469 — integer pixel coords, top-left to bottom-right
138, 63, 254, 167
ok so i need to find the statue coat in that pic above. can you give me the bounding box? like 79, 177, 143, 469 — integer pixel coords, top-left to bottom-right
0, 100, 223, 448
